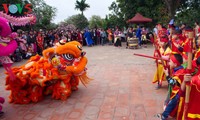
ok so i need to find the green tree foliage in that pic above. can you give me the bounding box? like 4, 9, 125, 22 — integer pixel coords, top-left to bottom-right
75, 0, 90, 15
108, 0, 166, 28
89, 15, 103, 28
107, 1, 126, 28
106, 14, 124, 29
175, 0, 200, 26
28, 0, 57, 29
162, 0, 185, 19
107, 0, 200, 28
64, 14, 89, 30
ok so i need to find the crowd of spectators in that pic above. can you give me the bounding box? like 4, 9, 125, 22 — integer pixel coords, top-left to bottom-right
7, 26, 151, 63
9, 28, 110, 62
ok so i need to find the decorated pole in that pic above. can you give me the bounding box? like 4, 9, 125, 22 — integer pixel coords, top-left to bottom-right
133, 53, 169, 61
184, 30, 194, 119
134, 53, 159, 60
154, 41, 168, 70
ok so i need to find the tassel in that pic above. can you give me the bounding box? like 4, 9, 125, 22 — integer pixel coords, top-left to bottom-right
78, 73, 93, 87
3, 64, 16, 81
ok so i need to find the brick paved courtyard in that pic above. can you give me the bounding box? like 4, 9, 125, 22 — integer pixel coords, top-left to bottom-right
0, 43, 169, 120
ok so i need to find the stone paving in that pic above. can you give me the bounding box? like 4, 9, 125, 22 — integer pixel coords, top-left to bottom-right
0, 43, 169, 120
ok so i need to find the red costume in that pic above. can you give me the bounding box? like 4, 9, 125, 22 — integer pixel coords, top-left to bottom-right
186, 74, 200, 119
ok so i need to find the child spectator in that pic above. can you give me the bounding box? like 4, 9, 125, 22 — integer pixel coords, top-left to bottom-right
25, 45, 34, 59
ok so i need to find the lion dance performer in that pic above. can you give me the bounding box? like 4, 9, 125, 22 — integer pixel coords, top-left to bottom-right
5, 40, 92, 104
0, 12, 36, 115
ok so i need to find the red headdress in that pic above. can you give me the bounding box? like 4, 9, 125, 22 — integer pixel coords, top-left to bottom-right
158, 25, 168, 39
160, 37, 168, 43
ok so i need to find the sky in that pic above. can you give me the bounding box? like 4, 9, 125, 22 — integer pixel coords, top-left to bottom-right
44, 0, 114, 24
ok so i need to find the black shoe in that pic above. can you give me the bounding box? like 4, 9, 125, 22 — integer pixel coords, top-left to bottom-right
155, 82, 162, 89
155, 113, 162, 120
154, 113, 166, 120
0, 111, 4, 117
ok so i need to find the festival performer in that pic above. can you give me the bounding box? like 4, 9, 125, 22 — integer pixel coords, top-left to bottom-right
152, 26, 171, 89
0, 12, 36, 115
159, 56, 200, 120
5, 40, 92, 104
173, 26, 196, 120
152, 35, 171, 88
173, 55, 200, 120
168, 19, 176, 41
179, 26, 199, 120
170, 29, 189, 64
182, 26, 197, 56
156, 26, 198, 120
0, 17, 17, 116
156, 53, 186, 120
185, 57, 200, 119
171, 29, 185, 53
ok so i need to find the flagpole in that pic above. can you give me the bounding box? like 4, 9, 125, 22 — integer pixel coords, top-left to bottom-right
184, 31, 193, 119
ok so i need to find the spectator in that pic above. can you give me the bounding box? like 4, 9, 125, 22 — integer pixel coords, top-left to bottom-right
107, 28, 113, 45
36, 32, 44, 55
27, 31, 37, 54
136, 25, 142, 47
84, 29, 93, 47
100, 29, 107, 46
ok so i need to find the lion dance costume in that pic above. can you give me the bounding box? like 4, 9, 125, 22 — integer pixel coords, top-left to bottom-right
0, 12, 36, 114
5, 40, 92, 104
